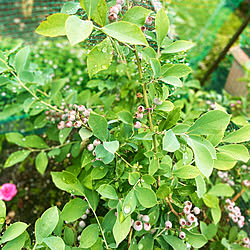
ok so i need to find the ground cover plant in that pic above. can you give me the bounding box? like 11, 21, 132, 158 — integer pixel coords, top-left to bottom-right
0, 0, 249, 249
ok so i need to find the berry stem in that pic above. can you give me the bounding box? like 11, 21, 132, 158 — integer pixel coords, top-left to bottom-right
231, 189, 245, 203
165, 197, 180, 219
115, 152, 133, 168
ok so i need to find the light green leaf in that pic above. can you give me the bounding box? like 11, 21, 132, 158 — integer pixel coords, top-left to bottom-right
187, 110, 230, 135
202, 194, 219, 208
213, 153, 237, 170
5, 132, 26, 147
141, 47, 156, 62
173, 165, 200, 179
91, 0, 107, 26
14, 46, 30, 75
195, 175, 206, 198
161, 76, 182, 87
61, 2, 80, 14
118, 111, 133, 125
113, 215, 131, 247
43, 236, 65, 250
2, 231, 29, 250
80, 224, 99, 248
4, 150, 30, 168
24, 135, 49, 149
156, 183, 171, 199
0, 200, 6, 231
103, 141, 119, 154
161, 64, 192, 78
87, 38, 113, 78
208, 183, 234, 197
59, 128, 72, 144
135, 187, 157, 208
162, 235, 186, 250
66, 16, 93, 45
35, 151, 48, 175
162, 40, 195, 54
163, 129, 180, 152
155, 8, 169, 47
97, 184, 118, 200
88, 112, 108, 141
79, 127, 93, 141
218, 144, 249, 163
122, 6, 151, 26
211, 206, 221, 224
150, 58, 161, 77
182, 229, 208, 248
223, 125, 250, 143
128, 172, 140, 185
35, 207, 59, 244
36, 13, 69, 37
63, 227, 74, 246
123, 190, 137, 217
51, 171, 85, 196
187, 137, 213, 178
102, 21, 148, 46
95, 144, 114, 164
61, 198, 88, 222
149, 157, 159, 175
0, 51, 9, 73
155, 101, 174, 112
80, 0, 100, 19
0, 222, 28, 244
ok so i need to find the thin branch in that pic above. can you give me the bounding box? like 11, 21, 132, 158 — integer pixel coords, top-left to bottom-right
115, 152, 133, 168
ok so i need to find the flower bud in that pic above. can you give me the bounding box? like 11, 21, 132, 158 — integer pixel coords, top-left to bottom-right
237, 220, 244, 228
115, 4, 122, 11
135, 112, 144, 120
183, 205, 191, 215
85, 208, 90, 214
79, 220, 86, 228
179, 218, 186, 226
83, 109, 91, 117
243, 179, 250, 187
141, 26, 146, 33
81, 214, 87, 219
144, 222, 151, 231
93, 139, 101, 146
187, 214, 196, 223
243, 237, 249, 244
116, 0, 124, 5
133, 221, 143, 231
134, 121, 141, 129
184, 201, 192, 208
137, 105, 145, 113
165, 220, 172, 229
68, 114, 75, 121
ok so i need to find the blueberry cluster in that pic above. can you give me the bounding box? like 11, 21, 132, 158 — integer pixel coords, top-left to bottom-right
77, 208, 91, 241
217, 171, 235, 186
132, 214, 151, 232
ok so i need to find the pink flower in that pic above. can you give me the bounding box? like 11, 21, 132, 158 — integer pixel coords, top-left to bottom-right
0, 183, 17, 201
134, 121, 141, 129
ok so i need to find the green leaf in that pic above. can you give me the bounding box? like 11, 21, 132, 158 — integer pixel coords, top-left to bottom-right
182, 229, 207, 248
59, 128, 72, 144
5, 132, 26, 147
14, 46, 30, 75
61, 2, 80, 14
0, 200, 6, 231
135, 187, 157, 208
141, 47, 156, 62
4, 150, 30, 168
138, 234, 154, 250
66, 16, 93, 45
187, 110, 230, 135
61, 198, 88, 222
155, 8, 169, 47
36, 13, 69, 37
161, 76, 182, 87
187, 137, 213, 178
156, 183, 171, 199
228, 226, 238, 243
79, 127, 93, 141
123, 190, 137, 216
118, 111, 133, 125
202, 194, 219, 208
103, 141, 119, 154
87, 38, 113, 78
91, 0, 107, 26
208, 183, 234, 197
97, 184, 118, 200
223, 125, 250, 143
0, 222, 28, 244
162, 40, 195, 54
80, 224, 99, 248
149, 157, 159, 175
155, 101, 174, 112
128, 172, 140, 185
162, 235, 186, 250
85, 189, 99, 211
195, 175, 206, 198
88, 112, 108, 141
122, 6, 151, 26
35, 151, 48, 175
161, 64, 192, 78
173, 165, 200, 179
163, 129, 180, 152
51, 171, 85, 196
0, 51, 9, 73
24, 135, 49, 149
80, 0, 100, 19
213, 153, 237, 170
95, 144, 114, 164
211, 206, 221, 224
43, 236, 65, 250
102, 21, 148, 46
160, 107, 181, 130
91, 165, 108, 180
35, 207, 59, 244
63, 227, 74, 246
218, 144, 249, 162
113, 215, 131, 247
150, 58, 161, 77
2, 231, 29, 250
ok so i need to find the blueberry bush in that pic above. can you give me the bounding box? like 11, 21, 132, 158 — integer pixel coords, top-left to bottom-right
0, 1, 249, 249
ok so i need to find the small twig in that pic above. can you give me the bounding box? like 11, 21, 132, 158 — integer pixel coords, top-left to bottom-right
115, 152, 133, 168
128, 227, 133, 249
156, 228, 166, 238
231, 189, 245, 203
165, 197, 180, 219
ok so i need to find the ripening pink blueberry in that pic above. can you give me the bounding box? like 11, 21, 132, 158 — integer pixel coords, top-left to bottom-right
237, 100, 242, 104
83, 117, 88, 124
116, 0, 124, 5
144, 222, 151, 231
134, 121, 141, 129
183, 206, 191, 215
238, 220, 244, 228
145, 16, 153, 25
78, 105, 86, 111
153, 98, 163, 105
137, 105, 145, 113
193, 207, 200, 215
108, 13, 117, 22
165, 221, 172, 229
68, 114, 75, 121
243, 179, 250, 187
186, 221, 192, 227
0, 183, 17, 201
187, 214, 196, 223
184, 201, 192, 208
57, 121, 65, 130
85, 208, 90, 214
142, 215, 150, 222
65, 121, 73, 128
179, 218, 186, 226
109, 6, 119, 14
83, 109, 91, 117
239, 216, 245, 221
79, 220, 86, 228
87, 144, 94, 151
179, 231, 186, 239
93, 139, 101, 146
81, 214, 87, 219
243, 237, 249, 244
133, 221, 143, 231
232, 216, 238, 223
74, 121, 81, 128
135, 112, 144, 120
230, 103, 235, 107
